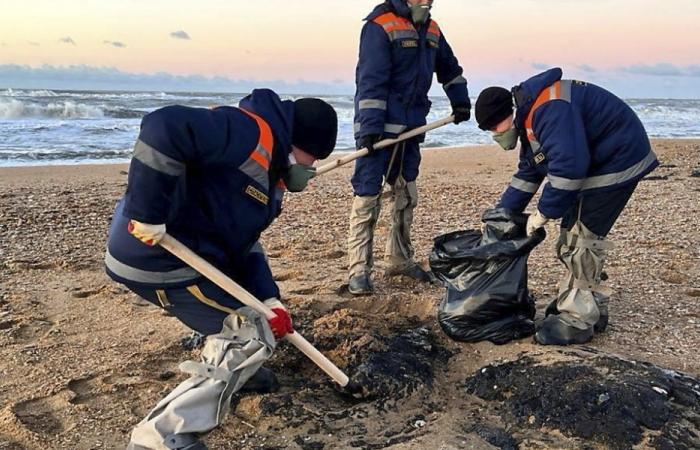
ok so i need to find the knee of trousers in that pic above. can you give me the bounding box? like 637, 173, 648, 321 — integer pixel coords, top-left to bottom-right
557, 226, 613, 261
182, 310, 276, 381
399, 141, 422, 182
557, 228, 614, 297
404, 180, 419, 209
390, 180, 418, 211
350, 194, 381, 222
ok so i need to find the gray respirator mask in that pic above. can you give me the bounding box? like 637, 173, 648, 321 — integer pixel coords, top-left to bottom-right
283, 153, 316, 192
493, 125, 519, 151
408, 2, 432, 25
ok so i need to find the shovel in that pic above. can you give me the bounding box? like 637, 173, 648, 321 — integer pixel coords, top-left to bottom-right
314, 115, 455, 176
159, 233, 361, 393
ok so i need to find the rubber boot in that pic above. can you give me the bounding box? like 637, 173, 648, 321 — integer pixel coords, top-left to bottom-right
348, 272, 374, 296
545, 294, 609, 334
238, 367, 279, 394
535, 313, 594, 345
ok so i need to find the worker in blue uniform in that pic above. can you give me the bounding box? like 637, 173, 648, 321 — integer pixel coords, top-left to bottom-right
105, 89, 338, 449
348, 0, 471, 295
474, 68, 658, 345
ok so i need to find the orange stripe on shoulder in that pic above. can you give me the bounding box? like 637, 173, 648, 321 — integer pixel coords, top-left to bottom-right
373, 12, 398, 25
240, 108, 275, 154
525, 81, 562, 133
256, 118, 274, 152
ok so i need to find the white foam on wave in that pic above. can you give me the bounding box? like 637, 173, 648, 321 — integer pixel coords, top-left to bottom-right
0, 99, 105, 119
0, 88, 61, 97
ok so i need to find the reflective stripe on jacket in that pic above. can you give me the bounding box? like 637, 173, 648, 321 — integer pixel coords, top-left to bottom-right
499, 68, 658, 219
105, 89, 291, 300
353, 0, 468, 141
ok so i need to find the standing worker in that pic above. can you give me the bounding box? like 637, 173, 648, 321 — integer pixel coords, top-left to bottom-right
348, 0, 472, 295
474, 67, 658, 345
105, 89, 338, 449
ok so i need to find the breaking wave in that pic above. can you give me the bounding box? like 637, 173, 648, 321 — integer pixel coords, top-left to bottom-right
0, 99, 104, 119
0, 99, 145, 119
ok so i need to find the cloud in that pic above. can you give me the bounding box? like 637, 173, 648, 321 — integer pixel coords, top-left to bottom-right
619, 62, 700, 77
170, 30, 191, 40
576, 64, 597, 73
0, 64, 354, 94
28, 41, 40, 47
2, 63, 699, 98
531, 62, 550, 71
59, 36, 76, 45
103, 40, 127, 48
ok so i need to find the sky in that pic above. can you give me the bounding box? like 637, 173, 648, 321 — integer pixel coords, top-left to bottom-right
1, 0, 699, 98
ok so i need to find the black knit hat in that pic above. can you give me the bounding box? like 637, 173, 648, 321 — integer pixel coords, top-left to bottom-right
475, 87, 514, 131
292, 98, 338, 160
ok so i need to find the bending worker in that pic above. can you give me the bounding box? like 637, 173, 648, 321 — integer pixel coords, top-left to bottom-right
474, 67, 658, 346
347, 0, 471, 295
105, 89, 338, 450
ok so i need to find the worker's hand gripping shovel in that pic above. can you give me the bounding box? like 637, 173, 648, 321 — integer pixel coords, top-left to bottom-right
314, 115, 456, 176
158, 234, 362, 394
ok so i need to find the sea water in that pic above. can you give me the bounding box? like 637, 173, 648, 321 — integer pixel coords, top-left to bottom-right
1, 88, 699, 166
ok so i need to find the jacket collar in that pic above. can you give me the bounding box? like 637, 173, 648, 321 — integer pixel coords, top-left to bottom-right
366, 1, 430, 24
513, 67, 563, 129
238, 89, 294, 179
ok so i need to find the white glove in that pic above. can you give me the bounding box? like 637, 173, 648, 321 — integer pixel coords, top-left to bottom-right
526, 210, 549, 236
263, 298, 287, 311
128, 220, 166, 246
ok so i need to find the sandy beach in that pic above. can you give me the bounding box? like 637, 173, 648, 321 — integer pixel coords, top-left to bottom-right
1, 139, 699, 449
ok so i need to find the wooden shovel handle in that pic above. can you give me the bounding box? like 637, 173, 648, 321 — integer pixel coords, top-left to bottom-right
315, 116, 455, 176
159, 234, 350, 387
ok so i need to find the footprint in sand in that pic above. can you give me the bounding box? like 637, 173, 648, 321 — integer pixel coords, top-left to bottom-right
288, 285, 322, 295
0, 316, 54, 345
321, 249, 346, 260
274, 270, 304, 282
11, 390, 76, 438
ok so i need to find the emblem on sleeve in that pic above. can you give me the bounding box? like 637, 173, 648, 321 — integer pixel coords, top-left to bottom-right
245, 185, 269, 205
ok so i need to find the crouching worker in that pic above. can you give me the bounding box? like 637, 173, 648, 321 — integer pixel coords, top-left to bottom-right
104, 89, 338, 449
474, 68, 658, 346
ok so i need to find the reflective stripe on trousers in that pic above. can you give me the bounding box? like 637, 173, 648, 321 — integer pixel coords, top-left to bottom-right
105, 249, 200, 285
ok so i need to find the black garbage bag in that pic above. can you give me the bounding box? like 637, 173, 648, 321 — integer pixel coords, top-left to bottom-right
429, 208, 546, 344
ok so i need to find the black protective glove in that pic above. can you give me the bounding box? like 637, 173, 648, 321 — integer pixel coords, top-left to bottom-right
359, 134, 381, 155
451, 102, 471, 124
